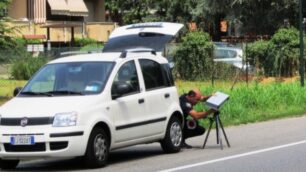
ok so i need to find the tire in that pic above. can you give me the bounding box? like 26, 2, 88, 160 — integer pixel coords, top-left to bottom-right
0, 159, 20, 169
83, 127, 110, 168
160, 116, 182, 153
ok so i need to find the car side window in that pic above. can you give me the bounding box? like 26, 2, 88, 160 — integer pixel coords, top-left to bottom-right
111, 60, 140, 97
139, 59, 166, 90
215, 49, 237, 59
161, 64, 174, 86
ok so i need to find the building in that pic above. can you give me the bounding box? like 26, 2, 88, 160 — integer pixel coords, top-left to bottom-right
7, 0, 116, 43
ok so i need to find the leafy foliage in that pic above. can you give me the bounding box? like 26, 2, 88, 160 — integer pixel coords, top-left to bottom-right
173, 31, 214, 80
0, 0, 16, 49
80, 43, 104, 51
270, 27, 299, 77
10, 54, 47, 80
247, 40, 273, 76
105, 0, 299, 40
247, 27, 300, 77
75, 38, 98, 47
105, 0, 150, 24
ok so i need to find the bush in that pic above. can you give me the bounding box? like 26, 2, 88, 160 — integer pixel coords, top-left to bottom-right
270, 27, 299, 77
10, 54, 47, 80
14, 37, 42, 45
247, 40, 273, 76
247, 27, 299, 77
75, 37, 98, 46
80, 43, 104, 51
0, 37, 26, 63
173, 31, 214, 80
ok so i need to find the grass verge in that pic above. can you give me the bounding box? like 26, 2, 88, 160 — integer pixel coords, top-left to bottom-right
0, 79, 27, 98
1, 79, 306, 127
180, 80, 306, 127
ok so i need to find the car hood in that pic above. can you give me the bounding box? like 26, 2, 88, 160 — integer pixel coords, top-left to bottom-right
0, 96, 99, 118
103, 22, 183, 53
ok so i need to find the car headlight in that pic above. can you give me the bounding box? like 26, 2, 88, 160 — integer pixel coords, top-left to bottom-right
53, 112, 77, 127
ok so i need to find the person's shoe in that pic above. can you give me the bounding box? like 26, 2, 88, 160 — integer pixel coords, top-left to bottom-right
181, 142, 193, 149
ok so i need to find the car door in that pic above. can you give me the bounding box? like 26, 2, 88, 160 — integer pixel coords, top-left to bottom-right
109, 60, 149, 143
138, 58, 173, 135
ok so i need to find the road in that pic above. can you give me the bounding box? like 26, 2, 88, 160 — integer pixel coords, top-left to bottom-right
4, 115, 306, 172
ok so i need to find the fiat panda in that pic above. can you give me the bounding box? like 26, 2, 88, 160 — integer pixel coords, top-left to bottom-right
0, 22, 184, 169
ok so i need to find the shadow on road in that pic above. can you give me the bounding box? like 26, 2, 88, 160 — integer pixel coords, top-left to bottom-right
10, 145, 164, 171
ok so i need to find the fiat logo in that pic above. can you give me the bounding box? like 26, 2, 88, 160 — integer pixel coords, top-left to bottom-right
20, 117, 28, 127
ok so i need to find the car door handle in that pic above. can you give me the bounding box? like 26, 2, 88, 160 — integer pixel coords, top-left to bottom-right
164, 93, 170, 98
138, 99, 145, 104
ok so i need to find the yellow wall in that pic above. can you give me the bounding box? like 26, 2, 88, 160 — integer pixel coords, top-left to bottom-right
8, 21, 116, 42
86, 23, 115, 42
7, 0, 113, 42
8, 0, 27, 20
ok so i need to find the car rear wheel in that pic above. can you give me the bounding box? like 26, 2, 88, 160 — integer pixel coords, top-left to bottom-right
0, 159, 20, 169
83, 127, 109, 168
160, 116, 182, 153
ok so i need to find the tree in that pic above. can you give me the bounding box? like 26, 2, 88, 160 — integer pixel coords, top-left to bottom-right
247, 27, 300, 77
232, 0, 299, 35
173, 31, 214, 80
0, 0, 14, 49
270, 27, 299, 77
105, 0, 150, 25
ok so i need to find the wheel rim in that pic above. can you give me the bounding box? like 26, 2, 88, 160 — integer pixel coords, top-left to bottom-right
93, 134, 107, 161
170, 122, 182, 147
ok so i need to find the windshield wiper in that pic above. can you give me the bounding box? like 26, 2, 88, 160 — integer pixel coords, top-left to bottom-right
46, 90, 84, 95
20, 91, 53, 97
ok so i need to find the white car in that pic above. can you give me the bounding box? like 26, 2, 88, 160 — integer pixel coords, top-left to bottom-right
0, 22, 184, 169
213, 47, 251, 70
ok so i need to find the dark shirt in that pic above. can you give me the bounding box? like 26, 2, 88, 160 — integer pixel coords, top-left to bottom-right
179, 94, 193, 118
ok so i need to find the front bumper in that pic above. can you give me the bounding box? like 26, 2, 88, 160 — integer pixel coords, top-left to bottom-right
0, 125, 88, 160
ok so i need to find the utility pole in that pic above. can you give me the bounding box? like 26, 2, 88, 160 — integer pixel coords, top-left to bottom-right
299, 0, 305, 87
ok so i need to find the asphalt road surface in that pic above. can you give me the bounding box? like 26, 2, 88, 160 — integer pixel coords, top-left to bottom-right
4, 115, 306, 172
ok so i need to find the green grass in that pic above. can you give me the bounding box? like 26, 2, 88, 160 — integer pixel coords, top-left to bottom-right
179, 80, 306, 127
0, 79, 27, 98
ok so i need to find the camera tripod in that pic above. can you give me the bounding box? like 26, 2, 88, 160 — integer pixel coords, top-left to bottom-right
202, 111, 230, 149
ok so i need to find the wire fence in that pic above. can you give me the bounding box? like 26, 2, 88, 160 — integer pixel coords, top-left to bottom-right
0, 47, 85, 97
164, 43, 254, 88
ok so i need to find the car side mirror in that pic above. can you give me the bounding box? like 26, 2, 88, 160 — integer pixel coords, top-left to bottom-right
111, 82, 132, 99
13, 87, 23, 97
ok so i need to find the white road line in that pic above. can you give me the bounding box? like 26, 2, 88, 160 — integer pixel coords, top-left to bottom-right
159, 140, 306, 172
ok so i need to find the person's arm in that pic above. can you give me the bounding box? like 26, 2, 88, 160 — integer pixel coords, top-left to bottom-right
201, 95, 211, 101
189, 109, 216, 119
200, 93, 215, 101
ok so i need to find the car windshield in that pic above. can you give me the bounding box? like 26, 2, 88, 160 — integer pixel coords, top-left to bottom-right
20, 62, 115, 96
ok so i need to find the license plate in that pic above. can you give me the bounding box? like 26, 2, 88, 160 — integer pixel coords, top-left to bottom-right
10, 135, 35, 145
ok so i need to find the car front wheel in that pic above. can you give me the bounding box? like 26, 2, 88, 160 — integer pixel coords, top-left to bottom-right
83, 127, 110, 168
160, 116, 182, 153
